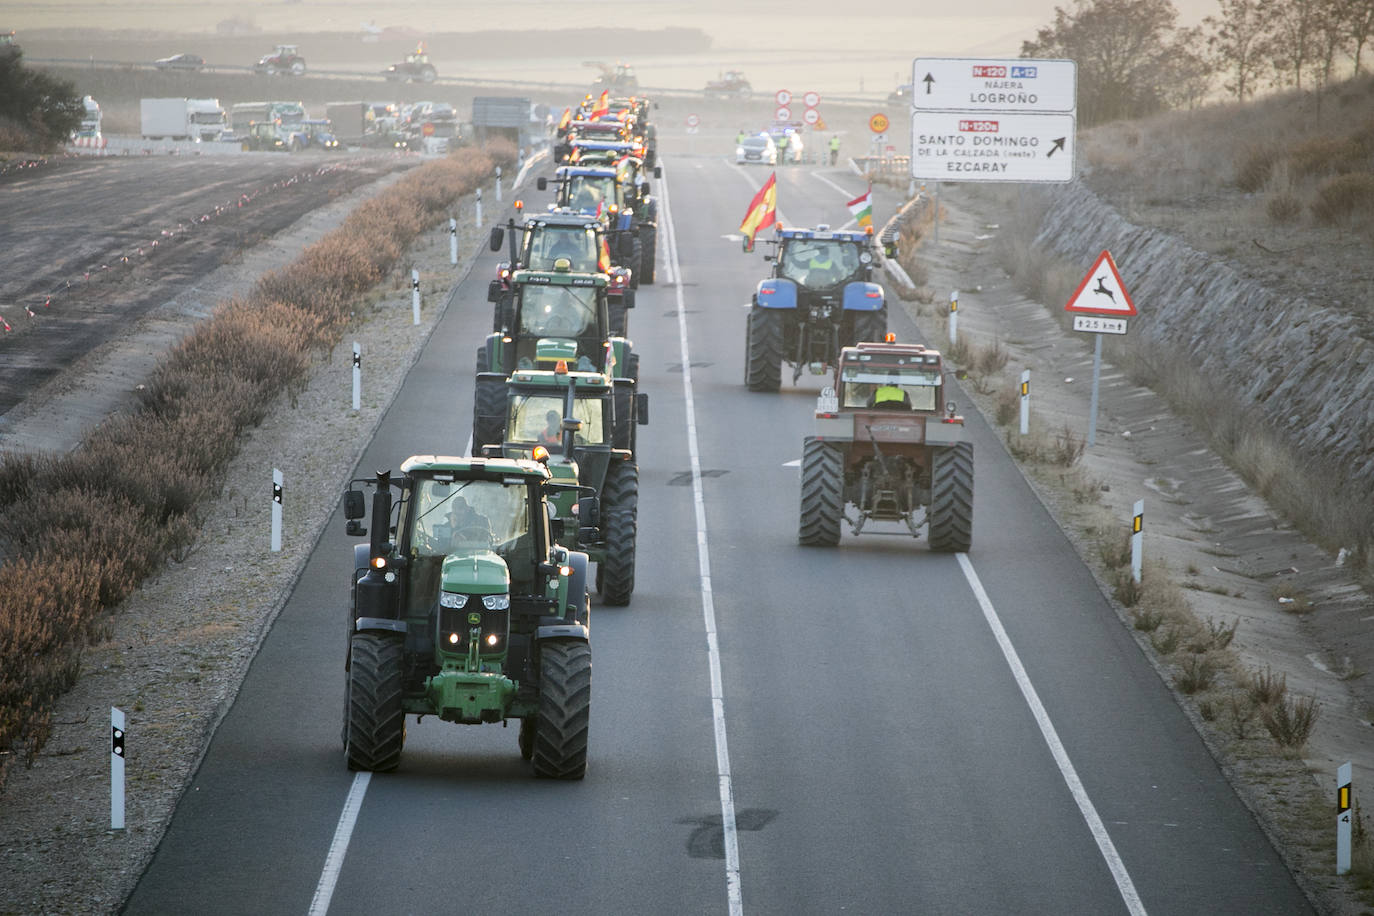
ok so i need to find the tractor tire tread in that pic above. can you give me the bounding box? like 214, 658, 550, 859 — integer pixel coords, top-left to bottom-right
532, 641, 592, 779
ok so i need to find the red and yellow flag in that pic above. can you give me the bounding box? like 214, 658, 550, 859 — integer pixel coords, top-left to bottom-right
557, 107, 571, 132
591, 90, 610, 119
739, 172, 777, 251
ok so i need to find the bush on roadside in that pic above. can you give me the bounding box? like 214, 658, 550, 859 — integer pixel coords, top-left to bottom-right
1311, 172, 1374, 225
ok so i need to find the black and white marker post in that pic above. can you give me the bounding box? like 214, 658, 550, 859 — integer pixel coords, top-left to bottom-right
475, 188, 483, 228
352, 342, 361, 411
411, 269, 421, 325
449, 217, 458, 265
495, 166, 503, 203
111, 706, 125, 831
271, 469, 283, 553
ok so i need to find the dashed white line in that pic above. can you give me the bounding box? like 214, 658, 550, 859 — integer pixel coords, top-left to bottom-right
308, 772, 371, 916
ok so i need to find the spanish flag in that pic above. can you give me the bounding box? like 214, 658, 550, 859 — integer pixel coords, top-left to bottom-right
591, 90, 610, 119
846, 186, 873, 229
739, 172, 777, 252
557, 107, 571, 132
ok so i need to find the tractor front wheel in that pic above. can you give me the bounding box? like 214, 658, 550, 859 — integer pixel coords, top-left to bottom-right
928, 442, 974, 552
598, 460, 638, 606
745, 308, 783, 391
532, 641, 591, 779
345, 633, 406, 772
472, 376, 507, 450
799, 437, 844, 546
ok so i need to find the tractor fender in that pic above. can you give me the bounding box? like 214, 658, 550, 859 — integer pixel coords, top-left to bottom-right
564, 552, 589, 625
616, 211, 634, 232
644, 198, 658, 222
842, 281, 886, 311
756, 277, 798, 309
353, 543, 371, 582
354, 617, 406, 634
535, 624, 590, 642
483, 332, 505, 374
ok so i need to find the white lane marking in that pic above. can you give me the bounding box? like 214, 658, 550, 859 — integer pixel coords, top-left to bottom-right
810, 171, 858, 200
956, 554, 1147, 916
308, 772, 371, 916
782, 459, 800, 467
661, 163, 745, 916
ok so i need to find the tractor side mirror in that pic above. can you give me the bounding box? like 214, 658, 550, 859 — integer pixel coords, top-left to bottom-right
487, 279, 503, 303
489, 226, 504, 251
343, 489, 367, 520
537, 177, 548, 191
653, 165, 662, 179
636, 392, 649, 424
550, 516, 566, 539
577, 495, 600, 530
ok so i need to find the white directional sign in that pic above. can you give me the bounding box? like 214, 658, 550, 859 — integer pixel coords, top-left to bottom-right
911, 58, 1077, 113
911, 112, 1075, 183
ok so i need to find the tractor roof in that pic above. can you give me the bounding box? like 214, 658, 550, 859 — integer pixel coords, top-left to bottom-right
526, 210, 601, 229
510, 268, 608, 287
556, 165, 618, 179
840, 341, 943, 365
778, 226, 873, 243
509, 368, 613, 390
401, 455, 551, 480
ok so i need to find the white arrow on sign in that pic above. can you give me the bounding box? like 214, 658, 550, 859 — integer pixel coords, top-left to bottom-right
775, 89, 792, 106
803, 91, 821, 108
775, 105, 792, 122
1064, 250, 1137, 315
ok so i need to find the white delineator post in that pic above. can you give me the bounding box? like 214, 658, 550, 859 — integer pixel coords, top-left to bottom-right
1338, 762, 1353, 875
948, 290, 959, 346
475, 188, 483, 228
1131, 499, 1144, 584
1019, 369, 1030, 436
271, 469, 283, 553
111, 707, 125, 830
411, 269, 421, 325
449, 217, 458, 266
351, 342, 361, 410
495, 166, 503, 203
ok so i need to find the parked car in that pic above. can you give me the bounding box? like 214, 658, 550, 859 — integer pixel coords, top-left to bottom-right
154, 53, 205, 72
887, 83, 913, 106
737, 133, 777, 165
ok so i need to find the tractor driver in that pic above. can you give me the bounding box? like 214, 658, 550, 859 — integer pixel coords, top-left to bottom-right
867, 370, 910, 409
546, 232, 588, 269
572, 181, 602, 212
540, 409, 563, 446
441, 496, 492, 550
804, 246, 841, 287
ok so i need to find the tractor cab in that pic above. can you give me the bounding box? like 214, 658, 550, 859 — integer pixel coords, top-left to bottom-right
835, 341, 946, 413
506, 268, 608, 371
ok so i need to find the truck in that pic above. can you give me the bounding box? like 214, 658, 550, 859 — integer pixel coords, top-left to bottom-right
341, 455, 594, 777
744, 225, 887, 390
140, 97, 203, 141
472, 96, 535, 150
76, 95, 101, 138
325, 101, 368, 143
799, 339, 973, 550
228, 100, 306, 140
188, 98, 227, 141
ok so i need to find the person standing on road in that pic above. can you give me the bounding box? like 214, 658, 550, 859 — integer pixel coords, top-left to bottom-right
775, 132, 789, 164
829, 134, 841, 165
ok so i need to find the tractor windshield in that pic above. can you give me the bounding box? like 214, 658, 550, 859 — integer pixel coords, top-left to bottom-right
841, 364, 940, 411
779, 239, 866, 290
410, 478, 533, 562
526, 225, 599, 272
507, 393, 607, 449
518, 284, 597, 338
567, 175, 617, 213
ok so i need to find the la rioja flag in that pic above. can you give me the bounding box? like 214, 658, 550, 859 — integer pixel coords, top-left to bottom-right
846, 186, 873, 229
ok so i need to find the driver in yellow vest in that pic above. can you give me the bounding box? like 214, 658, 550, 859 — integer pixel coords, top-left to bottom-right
868, 371, 910, 409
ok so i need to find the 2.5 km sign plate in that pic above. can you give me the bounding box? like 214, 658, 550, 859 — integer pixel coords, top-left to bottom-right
911, 112, 1075, 182
911, 58, 1077, 113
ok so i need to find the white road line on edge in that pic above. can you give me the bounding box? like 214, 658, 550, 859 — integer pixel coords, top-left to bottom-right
660, 164, 745, 916
956, 553, 1147, 916
308, 771, 371, 916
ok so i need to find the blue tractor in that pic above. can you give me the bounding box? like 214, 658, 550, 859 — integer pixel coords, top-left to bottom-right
745, 226, 888, 391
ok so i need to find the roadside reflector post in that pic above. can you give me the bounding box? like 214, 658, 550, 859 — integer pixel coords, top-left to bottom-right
1087, 334, 1103, 447
475, 188, 483, 228
948, 290, 958, 346
1019, 369, 1030, 436
495, 166, 503, 203
271, 469, 283, 553
1338, 762, 1353, 875
351, 342, 361, 411
111, 707, 125, 831
1131, 499, 1143, 584
411, 269, 421, 325
449, 217, 458, 265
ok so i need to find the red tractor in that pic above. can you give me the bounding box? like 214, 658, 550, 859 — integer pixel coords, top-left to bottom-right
254, 44, 306, 76
799, 339, 972, 550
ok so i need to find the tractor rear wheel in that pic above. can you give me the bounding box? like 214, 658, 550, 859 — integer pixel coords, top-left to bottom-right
612, 352, 639, 452
928, 442, 974, 552
598, 460, 638, 605
532, 641, 591, 779
345, 634, 406, 772
745, 308, 783, 391
849, 307, 887, 347
639, 225, 657, 285
472, 375, 507, 450
621, 235, 643, 289
799, 436, 843, 546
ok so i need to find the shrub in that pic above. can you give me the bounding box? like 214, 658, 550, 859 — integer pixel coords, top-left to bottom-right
1235, 147, 1279, 192
1246, 665, 1288, 706
1311, 172, 1374, 225
1265, 192, 1303, 223
1260, 694, 1320, 749
1288, 136, 1367, 178
1176, 652, 1220, 693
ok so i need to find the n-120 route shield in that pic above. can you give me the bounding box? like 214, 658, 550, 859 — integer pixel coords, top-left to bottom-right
911, 111, 1075, 183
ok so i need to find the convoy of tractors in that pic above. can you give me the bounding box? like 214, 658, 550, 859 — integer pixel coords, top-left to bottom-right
339, 81, 973, 781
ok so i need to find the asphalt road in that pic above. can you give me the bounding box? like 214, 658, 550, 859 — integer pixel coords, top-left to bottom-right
123, 149, 1314, 915
0, 153, 391, 418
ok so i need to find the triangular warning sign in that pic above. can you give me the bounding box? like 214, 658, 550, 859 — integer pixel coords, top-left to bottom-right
1064, 250, 1136, 316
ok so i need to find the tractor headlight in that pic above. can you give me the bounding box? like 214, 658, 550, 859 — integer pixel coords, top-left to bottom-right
439, 592, 468, 608
482, 594, 510, 610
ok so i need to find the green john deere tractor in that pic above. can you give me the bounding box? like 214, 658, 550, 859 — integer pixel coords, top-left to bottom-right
341, 455, 596, 778
481, 365, 647, 605
473, 263, 638, 451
